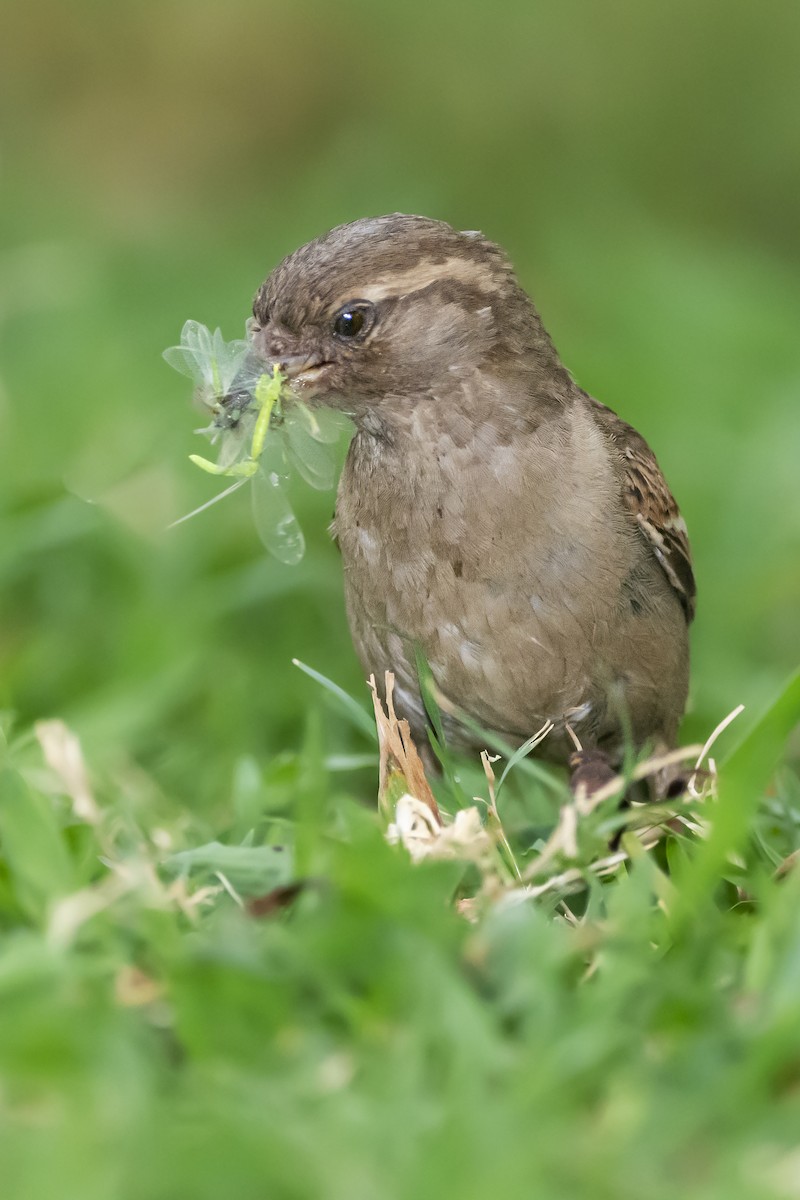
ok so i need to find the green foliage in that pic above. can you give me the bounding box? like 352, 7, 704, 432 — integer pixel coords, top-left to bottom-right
0, 767, 76, 919
0, 672, 796, 1198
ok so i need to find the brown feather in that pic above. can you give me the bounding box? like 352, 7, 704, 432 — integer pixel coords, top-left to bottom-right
251, 215, 695, 764
584, 394, 696, 621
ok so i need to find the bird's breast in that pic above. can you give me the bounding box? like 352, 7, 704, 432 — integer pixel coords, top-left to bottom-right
336, 407, 627, 602
333, 406, 642, 739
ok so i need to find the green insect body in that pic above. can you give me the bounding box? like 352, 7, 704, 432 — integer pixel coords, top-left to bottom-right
164, 321, 349, 564
189, 364, 286, 478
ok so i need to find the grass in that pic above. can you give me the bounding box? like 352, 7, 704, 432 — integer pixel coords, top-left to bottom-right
1, 210, 798, 1200
1, 209, 798, 1200
0, 665, 799, 1199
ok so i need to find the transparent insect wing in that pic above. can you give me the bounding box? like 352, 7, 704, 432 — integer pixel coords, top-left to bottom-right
211, 328, 252, 395
162, 342, 204, 384
162, 320, 215, 384
256, 432, 288, 485
163, 321, 252, 398
283, 407, 337, 491
228, 354, 270, 410
182, 319, 214, 362
214, 424, 252, 472
297, 403, 352, 445
251, 437, 305, 565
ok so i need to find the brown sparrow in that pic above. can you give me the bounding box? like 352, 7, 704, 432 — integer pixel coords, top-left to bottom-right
249, 215, 695, 766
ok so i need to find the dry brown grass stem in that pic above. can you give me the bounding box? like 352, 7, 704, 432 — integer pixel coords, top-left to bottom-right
373, 673, 746, 914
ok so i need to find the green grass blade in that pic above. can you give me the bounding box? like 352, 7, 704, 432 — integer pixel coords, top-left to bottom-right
453, 710, 567, 799
292, 659, 377, 741
495, 725, 554, 797
164, 841, 294, 896
413, 644, 446, 747
0, 767, 75, 920
673, 667, 800, 924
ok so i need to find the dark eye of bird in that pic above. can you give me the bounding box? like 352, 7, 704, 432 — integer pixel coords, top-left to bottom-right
332, 302, 374, 340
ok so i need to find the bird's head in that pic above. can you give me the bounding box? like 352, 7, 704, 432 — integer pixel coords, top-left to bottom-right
249, 214, 562, 424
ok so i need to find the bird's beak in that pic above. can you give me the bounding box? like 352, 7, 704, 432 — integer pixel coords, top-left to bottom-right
261, 353, 332, 393
249, 328, 331, 390
274, 354, 326, 382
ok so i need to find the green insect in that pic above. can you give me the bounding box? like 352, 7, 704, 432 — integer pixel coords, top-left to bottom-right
163, 321, 347, 565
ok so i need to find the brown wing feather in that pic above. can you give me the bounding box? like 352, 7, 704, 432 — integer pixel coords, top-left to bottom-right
585, 394, 696, 622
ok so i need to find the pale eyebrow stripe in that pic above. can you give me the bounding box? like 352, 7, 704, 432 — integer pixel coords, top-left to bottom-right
332, 255, 500, 307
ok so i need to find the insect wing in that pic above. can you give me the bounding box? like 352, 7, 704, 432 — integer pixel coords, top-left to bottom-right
163, 320, 251, 396
215, 340, 259, 396
214, 424, 252, 472
283, 408, 336, 491
251, 439, 305, 565
163, 320, 212, 382
297, 403, 351, 445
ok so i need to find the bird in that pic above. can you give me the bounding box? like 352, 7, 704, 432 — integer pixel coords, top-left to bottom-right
249, 214, 695, 772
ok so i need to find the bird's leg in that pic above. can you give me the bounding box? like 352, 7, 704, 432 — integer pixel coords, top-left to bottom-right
565, 723, 618, 800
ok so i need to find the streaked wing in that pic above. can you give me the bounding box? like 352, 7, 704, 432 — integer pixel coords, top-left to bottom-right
586, 394, 696, 621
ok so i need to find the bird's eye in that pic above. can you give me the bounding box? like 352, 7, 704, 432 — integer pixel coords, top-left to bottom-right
334, 310, 362, 337
332, 302, 374, 340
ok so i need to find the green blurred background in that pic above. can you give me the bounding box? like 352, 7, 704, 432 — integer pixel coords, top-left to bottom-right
1, 0, 799, 813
